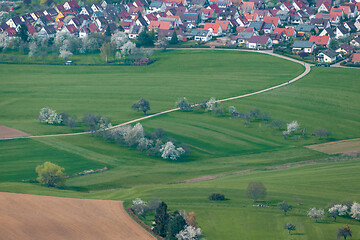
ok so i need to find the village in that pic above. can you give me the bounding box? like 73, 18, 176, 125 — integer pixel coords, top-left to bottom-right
1, 0, 360, 64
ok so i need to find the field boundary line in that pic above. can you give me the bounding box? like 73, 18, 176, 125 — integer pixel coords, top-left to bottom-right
0, 49, 311, 141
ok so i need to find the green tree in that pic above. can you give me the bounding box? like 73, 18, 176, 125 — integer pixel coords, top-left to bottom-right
136, 29, 155, 47
167, 213, 186, 240
246, 182, 266, 202
284, 223, 296, 235
338, 225, 352, 240
105, 25, 112, 37
132, 98, 150, 115
279, 201, 292, 216
169, 31, 178, 45
17, 24, 29, 42
176, 97, 191, 111
36, 162, 66, 187
153, 201, 169, 237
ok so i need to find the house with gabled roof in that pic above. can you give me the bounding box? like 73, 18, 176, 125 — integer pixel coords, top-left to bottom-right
244, 12, 259, 22
149, 20, 172, 30
79, 23, 100, 38
6, 16, 22, 29
310, 18, 330, 30
31, 10, 45, 21
241, 1, 254, 13
318, 2, 331, 13
351, 53, 360, 64
280, 1, 293, 12
335, 25, 349, 39
204, 22, 223, 36
273, 27, 296, 40
292, 40, 315, 53
44, 8, 58, 18
249, 21, 263, 31
309, 35, 330, 47
231, 31, 254, 44
247, 35, 272, 49
39, 25, 56, 38
0, 22, 9, 33
148, 1, 166, 13
187, 29, 212, 41
350, 37, 360, 47
336, 44, 353, 55
293, 0, 306, 11
129, 24, 145, 39
316, 49, 338, 62
64, 0, 79, 10
216, 20, 231, 33
80, 6, 93, 16
5, 28, 17, 38
263, 16, 280, 27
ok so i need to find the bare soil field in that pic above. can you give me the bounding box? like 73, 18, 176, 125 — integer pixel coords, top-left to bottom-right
0, 192, 156, 240
0, 125, 31, 139
307, 138, 360, 154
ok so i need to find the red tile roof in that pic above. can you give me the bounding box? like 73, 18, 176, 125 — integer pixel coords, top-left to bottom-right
309, 35, 330, 45
204, 22, 221, 33
273, 27, 295, 37
352, 53, 360, 63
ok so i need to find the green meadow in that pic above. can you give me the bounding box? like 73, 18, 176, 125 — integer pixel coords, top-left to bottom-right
0, 50, 359, 239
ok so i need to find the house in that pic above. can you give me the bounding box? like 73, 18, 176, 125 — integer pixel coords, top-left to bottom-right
280, 1, 293, 12
157, 29, 184, 40
247, 35, 272, 49
350, 37, 360, 47
295, 24, 317, 37
5, 28, 17, 38
0, 22, 9, 33
148, 20, 172, 30
63, 0, 80, 10
293, 0, 306, 11
249, 21, 263, 31
6, 16, 22, 29
80, 6, 93, 15
351, 53, 360, 63
273, 27, 296, 40
316, 49, 338, 62
129, 24, 144, 39
336, 44, 353, 55
44, 8, 59, 18
319, 27, 336, 38
95, 16, 108, 30
63, 24, 78, 35
187, 29, 212, 41
263, 16, 280, 27
79, 23, 99, 38
241, 1, 254, 13
343, 21, 356, 33
231, 32, 254, 44
38, 25, 56, 38
181, 13, 201, 25
335, 25, 349, 39
267, 33, 284, 45
262, 22, 275, 33
21, 13, 35, 23
318, 2, 331, 13
310, 18, 330, 30
292, 40, 316, 53
215, 20, 231, 33
243, 13, 259, 22
148, 1, 166, 13
204, 22, 223, 36
309, 35, 330, 47
91, 3, 103, 13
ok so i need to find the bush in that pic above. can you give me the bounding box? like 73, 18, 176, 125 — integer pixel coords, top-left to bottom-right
208, 193, 225, 201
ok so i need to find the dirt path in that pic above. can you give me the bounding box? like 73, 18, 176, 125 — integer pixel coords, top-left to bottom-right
0, 49, 311, 141
0, 192, 156, 240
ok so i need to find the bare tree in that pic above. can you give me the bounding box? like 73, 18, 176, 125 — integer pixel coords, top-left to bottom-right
246, 182, 266, 202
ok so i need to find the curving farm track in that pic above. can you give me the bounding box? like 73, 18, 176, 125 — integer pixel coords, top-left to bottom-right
0, 49, 312, 141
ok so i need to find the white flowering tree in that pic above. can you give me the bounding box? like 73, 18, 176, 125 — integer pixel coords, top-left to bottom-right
121, 41, 136, 55
229, 106, 236, 115
0, 32, 9, 49
124, 123, 144, 147
160, 141, 185, 160
329, 204, 348, 221
111, 31, 128, 49
137, 137, 154, 152
206, 97, 216, 111
132, 198, 147, 216
287, 121, 299, 133
308, 207, 324, 222
59, 50, 73, 59
38, 108, 62, 125
176, 225, 202, 240
351, 202, 360, 220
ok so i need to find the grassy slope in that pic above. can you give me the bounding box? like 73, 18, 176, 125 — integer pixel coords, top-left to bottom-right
1, 50, 360, 239
1, 159, 360, 240
0, 50, 303, 135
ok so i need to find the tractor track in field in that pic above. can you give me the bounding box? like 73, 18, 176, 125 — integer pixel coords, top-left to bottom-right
0, 49, 311, 141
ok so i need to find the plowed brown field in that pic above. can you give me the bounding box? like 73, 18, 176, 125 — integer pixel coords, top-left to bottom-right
0, 192, 156, 240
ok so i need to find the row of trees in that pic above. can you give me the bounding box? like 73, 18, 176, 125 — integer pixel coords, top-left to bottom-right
132, 199, 202, 240
38, 108, 111, 132
0, 27, 153, 63
98, 123, 187, 160
175, 97, 332, 140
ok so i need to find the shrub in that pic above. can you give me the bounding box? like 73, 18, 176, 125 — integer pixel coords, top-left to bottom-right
209, 193, 225, 201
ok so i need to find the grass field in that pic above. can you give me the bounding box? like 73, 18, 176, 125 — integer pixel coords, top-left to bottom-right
0, 50, 359, 239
